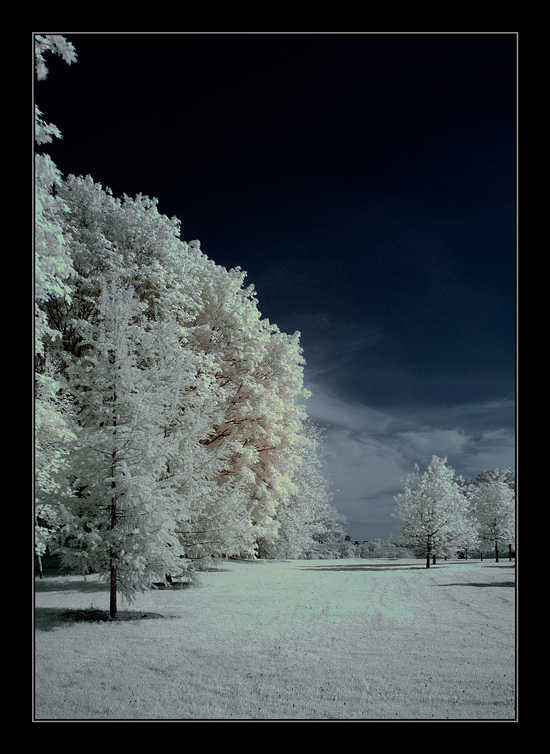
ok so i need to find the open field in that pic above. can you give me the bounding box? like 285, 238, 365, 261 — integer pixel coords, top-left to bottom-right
34, 558, 516, 721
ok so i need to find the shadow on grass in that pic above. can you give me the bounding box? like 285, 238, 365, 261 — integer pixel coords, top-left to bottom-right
300, 561, 516, 574
34, 577, 110, 593
35, 606, 169, 631
34, 608, 72, 631
434, 581, 515, 588
300, 563, 427, 572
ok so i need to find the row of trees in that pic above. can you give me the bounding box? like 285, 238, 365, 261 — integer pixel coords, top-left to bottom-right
393, 456, 515, 568
34, 36, 345, 616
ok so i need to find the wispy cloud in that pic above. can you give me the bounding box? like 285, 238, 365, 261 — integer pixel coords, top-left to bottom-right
297, 312, 385, 382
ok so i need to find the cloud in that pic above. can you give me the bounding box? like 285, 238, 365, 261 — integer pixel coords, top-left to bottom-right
460, 427, 516, 476
303, 385, 395, 435
396, 427, 471, 462
303, 382, 515, 540
302, 383, 413, 539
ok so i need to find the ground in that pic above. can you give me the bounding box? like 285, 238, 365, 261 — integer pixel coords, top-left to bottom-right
34, 557, 516, 721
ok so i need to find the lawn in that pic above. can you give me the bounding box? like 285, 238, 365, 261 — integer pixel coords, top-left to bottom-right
34, 558, 516, 721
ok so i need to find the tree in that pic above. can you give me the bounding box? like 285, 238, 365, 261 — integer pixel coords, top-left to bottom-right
57, 279, 185, 616
34, 35, 77, 356
468, 474, 515, 562
38, 171, 312, 569
257, 419, 346, 559
474, 467, 515, 492
34, 35, 320, 602
394, 456, 469, 568
34, 35, 78, 568
181, 259, 310, 555
35, 34, 77, 81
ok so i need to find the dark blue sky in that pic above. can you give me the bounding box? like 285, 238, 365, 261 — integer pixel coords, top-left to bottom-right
36, 33, 517, 539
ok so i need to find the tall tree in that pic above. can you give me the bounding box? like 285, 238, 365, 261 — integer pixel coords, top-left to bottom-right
394, 456, 469, 568
35, 36, 318, 590
57, 279, 184, 616
182, 259, 309, 555
34, 35, 78, 567
41, 172, 312, 566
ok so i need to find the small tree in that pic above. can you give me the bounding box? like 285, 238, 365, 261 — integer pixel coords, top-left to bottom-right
469, 478, 515, 562
394, 456, 469, 568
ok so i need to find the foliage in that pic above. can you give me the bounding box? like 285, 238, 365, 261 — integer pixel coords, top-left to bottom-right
34, 36, 78, 561
353, 539, 415, 559
34, 35, 77, 81
257, 419, 346, 558
34, 36, 330, 613
56, 279, 187, 611
467, 473, 515, 562
393, 456, 470, 567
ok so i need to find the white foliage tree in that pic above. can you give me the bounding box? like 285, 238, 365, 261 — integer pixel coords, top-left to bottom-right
258, 419, 345, 559
474, 467, 515, 492
34, 362, 76, 575
34, 35, 76, 355
39, 170, 312, 566
34, 35, 78, 567
394, 455, 469, 568
57, 278, 186, 616
35, 36, 324, 602
35, 34, 77, 81
469, 473, 515, 562
183, 260, 310, 555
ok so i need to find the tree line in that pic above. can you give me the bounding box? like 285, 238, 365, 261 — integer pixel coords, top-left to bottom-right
393, 456, 515, 568
34, 36, 345, 617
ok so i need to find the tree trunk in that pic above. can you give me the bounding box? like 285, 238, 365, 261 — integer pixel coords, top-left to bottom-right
109, 493, 118, 618
109, 494, 118, 618
426, 537, 431, 569
110, 561, 117, 618
110, 392, 118, 619
495, 540, 499, 563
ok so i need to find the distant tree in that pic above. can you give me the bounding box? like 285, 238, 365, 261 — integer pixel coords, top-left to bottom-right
468, 476, 515, 563
394, 456, 469, 568
474, 468, 515, 492
359, 539, 413, 559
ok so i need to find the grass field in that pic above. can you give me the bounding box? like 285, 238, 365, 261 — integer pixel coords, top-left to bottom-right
34, 558, 516, 721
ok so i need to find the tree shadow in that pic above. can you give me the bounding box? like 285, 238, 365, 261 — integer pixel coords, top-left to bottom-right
300, 563, 426, 572
34, 608, 72, 631
34, 606, 169, 631
34, 577, 110, 593
434, 581, 515, 588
